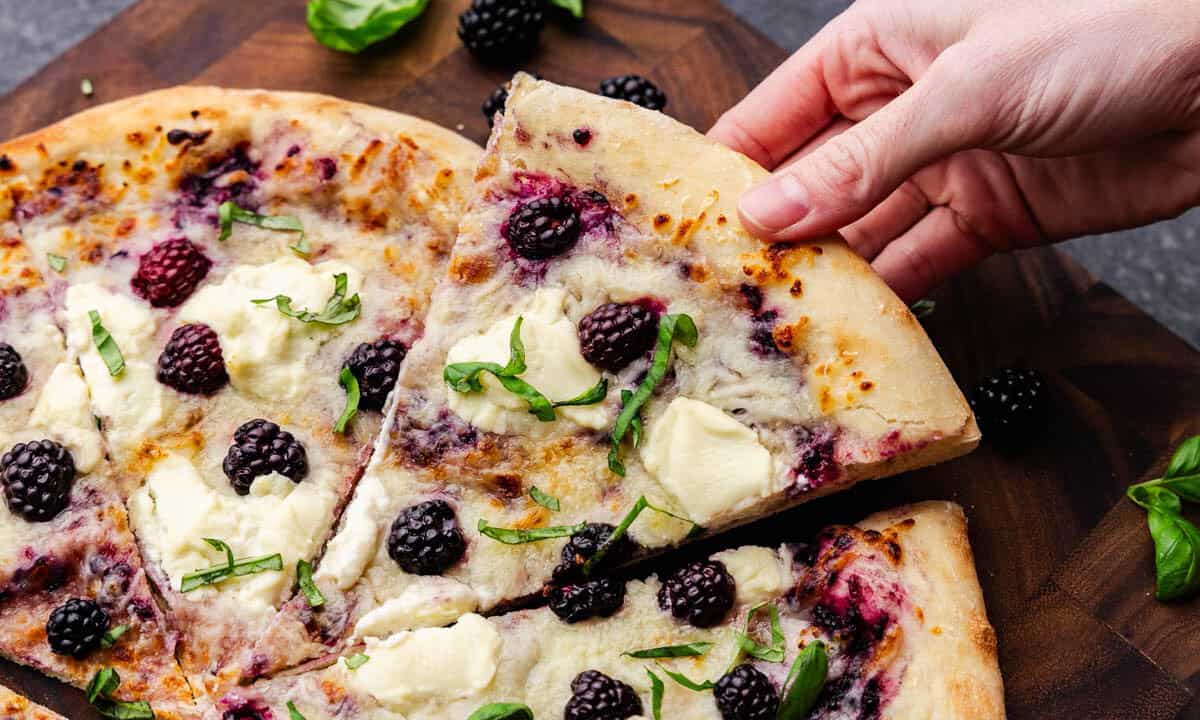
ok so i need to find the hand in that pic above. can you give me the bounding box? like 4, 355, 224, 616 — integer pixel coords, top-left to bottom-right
709, 0, 1200, 301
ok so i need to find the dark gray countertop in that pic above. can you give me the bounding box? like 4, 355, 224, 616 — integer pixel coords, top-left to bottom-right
2, 0, 1196, 347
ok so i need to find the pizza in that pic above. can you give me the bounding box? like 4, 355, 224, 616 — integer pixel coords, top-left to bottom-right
249, 74, 979, 676
0, 87, 480, 700
0, 684, 65, 720
206, 502, 1003, 719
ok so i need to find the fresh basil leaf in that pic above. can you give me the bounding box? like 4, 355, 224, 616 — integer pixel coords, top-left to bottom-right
734, 602, 785, 663
180, 546, 283, 593
306, 0, 431, 54
550, 0, 584, 18
287, 701, 307, 720
81, 78, 94, 97
86, 668, 154, 719
466, 702, 534, 720
89, 310, 125, 377
334, 367, 361, 434
529, 486, 560, 512
583, 496, 700, 575
554, 378, 608, 408
778, 641, 828, 719
909, 298, 936, 320
86, 668, 120, 703
1166, 436, 1200, 479
297, 559, 325, 608
100, 624, 130, 649
345, 652, 370, 670
1128, 485, 1182, 514
647, 669, 664, 720
478, 519, 587, 545
253, 272, 362, 326
608, 313, 698, 475
624, 641, 713, 659
217, 201, 304, 243
47, 253, 67, 272
1147, 504, 1200, 600
655, 662, 715, 691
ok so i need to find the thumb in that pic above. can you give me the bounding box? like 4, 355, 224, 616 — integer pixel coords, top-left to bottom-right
738, 53, 981, 241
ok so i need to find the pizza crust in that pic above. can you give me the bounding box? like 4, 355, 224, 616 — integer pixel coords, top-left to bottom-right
0, 684, 65, 720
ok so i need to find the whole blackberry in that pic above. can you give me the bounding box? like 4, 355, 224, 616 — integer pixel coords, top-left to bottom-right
504, 196, 581, 260
577, 303, 659, 373
0, 343, 28, 400
553, 522, 638, 583
598, 75, 667, 111
657, 559, 736, 628
1, 440, 75, 522
344, 338, 407, 412
157, 324, 228, 395
222, 420, 308, 496
969, 367, 1048, 442
46, 598, 109, 659
714, 664, 779, 720
130, 237, 212, 308
564, 670, 643, 720
482, 84, 509, 128
548, 577, 626, 624
457, 0, 544, 64
387, 499, 466, 575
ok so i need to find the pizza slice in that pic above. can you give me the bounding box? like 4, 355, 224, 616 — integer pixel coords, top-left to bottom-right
209, 502, 1003, 719
0, 684, 65, 720
251, 74, 978, 674
0, 87, 480, 695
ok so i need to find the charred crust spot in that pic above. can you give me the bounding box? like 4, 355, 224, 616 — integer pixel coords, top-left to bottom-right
0, 155, 15, 172
114, 217, 136, 237
400, 136, 419, 151
488, 474, 523, 500
717, 214, 728, 224
860, 381, 874, 391
449, 254, 495, 284
885, 540, 902, 562
653, 213, 671, 228
71, 159, 87, 172
790, 279, 803, 296
125, 131, 145, 147
166, 128, 212, 146
572, 128, 592, 146
623, 193, 637, 209
190, 110, 200, 119
351, 139, 385, 181
772, 324, 795, 352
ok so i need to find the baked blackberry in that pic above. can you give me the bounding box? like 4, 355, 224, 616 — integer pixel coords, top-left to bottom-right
482, 84, 509, 128
130, 237, 212, 308
344, 338, 407, 411
548, 577, 626, 624
657, 559, 736, 628
553, 522, 638, 583
504, 196, 581, 260
969, 367, 1048, 442
46, 598, 109, 659
577, 303, 659, 373
564, 670, 643, 720
157, 323, 228, 395
222, 420, 308, 496
387, 499, 466, 575
1, 439, 75, 522
599, 74, 667, 111
457, 0, 544, 64
714, 664, 779, 720
0, 343, 28, 400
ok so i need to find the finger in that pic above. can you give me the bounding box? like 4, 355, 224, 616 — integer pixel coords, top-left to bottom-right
870, 206, 993, 302
775, 117, 855, 171
840, 180, 930, 261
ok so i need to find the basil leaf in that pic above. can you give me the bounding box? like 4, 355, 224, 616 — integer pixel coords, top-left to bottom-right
583, 496, 700, 575
466, 703, 534, 720
218, 201, 304, 243
345, 652, 370, 669
492, 373, 557, 422
287, 701, 307, 720
297, 559, 325, 608
334, 367, 360, 434
554, 378, 608, 408
290, 235, 312, 258
86, 668, 120, 703
619, 390, 644, 448
86, 668, 154, 720
909, 298, 936, 320
477, 519, 587, 545
1128, 436, 1200, 503
1147, 503, 1200, 600
655, 662, 715, 691
608, 313, 697, 475
204, 537, 236, 571
529, 486, 560, 512
100, 624, 130, 649
734, 602, 785, 663
180, 546, 283, 593
624, 641, 712, 659
306, 0, 431, 54
253, 272, 362, 326
1128, 485, 1182, 514
47, 253, 67, 272
89, 310, 125, 377
550, 0, 584, 18
647, 669, 664, 720
778, 641, 828, 720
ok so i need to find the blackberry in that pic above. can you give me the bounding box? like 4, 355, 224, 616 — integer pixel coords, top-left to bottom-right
157, 324, 228, 395
386, 499, 466, 575
130, 237, 212, 308
457, 0, 544, 64
657, 559, 736, 628
344, 338, 407, 412
577, 303, 659, 373
1, 440, 75, 522
222, 420, 307, 496
564, 670, 642, 720
482, 84, 509, 128
46, 598, 109, 659
0, 343, 28, 400
548, 577, 626, 624
553, 522, 638, 583
504, 196, 581, 260
969, 367, 1048, 443
598, 75, 667, 111
714, 664, 779, 720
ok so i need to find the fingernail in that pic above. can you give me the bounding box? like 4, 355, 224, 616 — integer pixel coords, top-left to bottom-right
741, 173, 810, 233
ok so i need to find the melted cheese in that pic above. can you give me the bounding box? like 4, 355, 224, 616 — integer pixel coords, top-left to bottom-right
316, 467, 389, 590
712, 547, 787, 605
28, 362, 104, 474
353, 578, 479, 639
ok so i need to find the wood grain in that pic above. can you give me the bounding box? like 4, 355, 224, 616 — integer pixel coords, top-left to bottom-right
2, 0, 1199, 717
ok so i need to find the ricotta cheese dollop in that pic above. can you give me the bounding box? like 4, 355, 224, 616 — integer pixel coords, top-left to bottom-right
352, 577, 480, 640
29, 361, 104, 474
712, 546, 787, 605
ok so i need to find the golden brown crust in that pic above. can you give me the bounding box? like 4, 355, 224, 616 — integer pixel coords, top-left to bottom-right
0, 685, 64, 720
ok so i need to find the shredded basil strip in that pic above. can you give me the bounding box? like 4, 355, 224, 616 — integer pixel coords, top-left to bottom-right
100, 624, 130, 649
290, 235, 312, 257
583, 496, 701, 575
477, 518, 587, 545
529, 486, 560, 512
778, 641, 828, 720
297, 559, 326, 608
608, 313, 697, 475
218, 201, 305, 243
89, 310, 125, 377
735, 602, 786, 663
909, 298, 936, 320
85, 668, 155, 720
655, 662, 715, 691
334, 367, 360, 434
47, 253, 67, 272
86, 668, 119, 703
180, 539, 283, 593
620, 390, 644, 448
624, 641, 713, 659
647, 669, 665, 720
287, 701, 307, 720
466, 702, 534, 720
345, 652, 370, 670
253, 272, 362, 326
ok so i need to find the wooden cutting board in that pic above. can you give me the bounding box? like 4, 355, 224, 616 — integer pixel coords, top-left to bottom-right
2, 1, 1198, 718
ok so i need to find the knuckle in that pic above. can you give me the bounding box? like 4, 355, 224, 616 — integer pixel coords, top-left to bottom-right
815, 131, 875, 203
